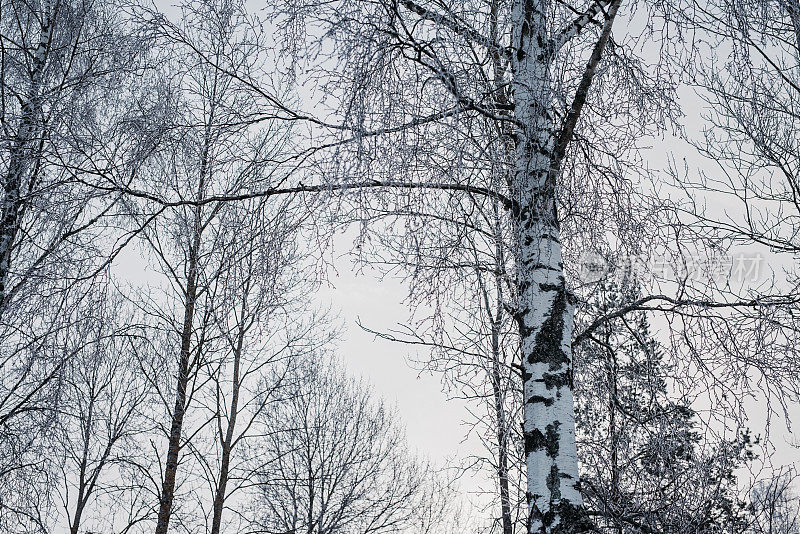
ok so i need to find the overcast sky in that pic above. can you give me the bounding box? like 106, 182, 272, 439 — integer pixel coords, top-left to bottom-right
149, 0, 800, 504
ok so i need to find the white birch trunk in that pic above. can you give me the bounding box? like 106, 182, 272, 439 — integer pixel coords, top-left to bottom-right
0, 2, 52, 310
511, 0, 585, 531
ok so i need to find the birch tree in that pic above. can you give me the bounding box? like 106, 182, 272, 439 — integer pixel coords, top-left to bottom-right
272, 0, 685, 529
0, 0, 150, 346
0, 2, 157, 522
122, 2, 318, 532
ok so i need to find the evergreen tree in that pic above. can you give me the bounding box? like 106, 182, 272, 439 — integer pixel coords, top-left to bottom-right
575, 280, 755, 533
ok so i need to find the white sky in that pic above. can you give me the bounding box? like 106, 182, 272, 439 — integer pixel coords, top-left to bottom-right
313, 235, 494, 506
315, 247, 475, 463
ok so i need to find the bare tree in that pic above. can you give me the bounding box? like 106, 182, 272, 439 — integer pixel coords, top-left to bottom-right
49, 283, 153, 534
187, 197, 332, 534
267, 0, 800, 524
267, 0, 692, 528
654, 0, 800, 448
251, 355, 456, 534
3, 2, 799, 534
749, 469, 800, 534
118, 2, 320, 532
0, 276, 155, 534
0, 2, 159, 526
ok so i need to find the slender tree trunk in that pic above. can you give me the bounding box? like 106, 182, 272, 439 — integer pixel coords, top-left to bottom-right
209, 321, 245, 534
69, 501, 85, 534
69, 443, 114, 534
606, 328, 621, 534
483, 245, 514, 534
154, 243, 199, 534
511, 1, 584, 531
307, 451, 315, 534
69, 392, 94, 534
491, 319, 514, 534
209, 430, 233, 534
154, 108, 213, 534
209, 405, 234, 534
68, 389, 116, 534
488, 7, 516, 531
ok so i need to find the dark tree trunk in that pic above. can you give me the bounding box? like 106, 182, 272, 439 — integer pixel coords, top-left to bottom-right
154, 245, 199, 534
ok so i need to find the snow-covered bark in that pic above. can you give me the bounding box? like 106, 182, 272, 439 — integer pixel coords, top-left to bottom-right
269, 0, 624, 529
0, 1, 52, 311
515, 223, 583, 533
510, 0, 585, 531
